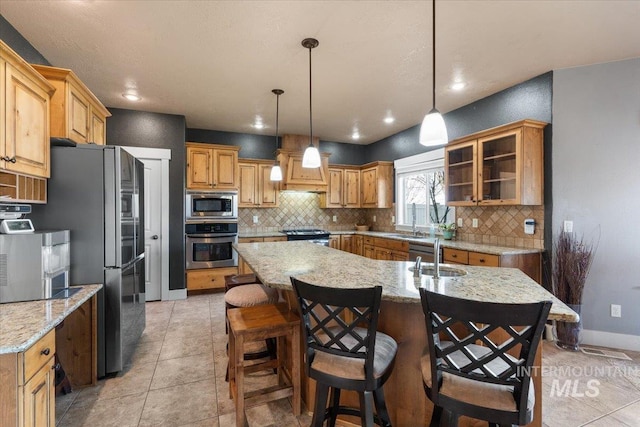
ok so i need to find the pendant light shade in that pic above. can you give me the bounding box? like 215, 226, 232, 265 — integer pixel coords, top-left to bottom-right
419, 0, 448, 147
301, 38, 321, 169
270, 89, 284, 181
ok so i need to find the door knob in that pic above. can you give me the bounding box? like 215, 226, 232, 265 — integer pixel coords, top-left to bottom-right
151, 235, 159, 240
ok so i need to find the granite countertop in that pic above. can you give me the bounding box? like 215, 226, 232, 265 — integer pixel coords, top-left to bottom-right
234, 241, 578, 322
238, 230, 541, 255
0, 284, 102, 354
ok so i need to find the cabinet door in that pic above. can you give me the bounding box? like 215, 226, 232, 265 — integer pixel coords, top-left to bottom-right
353, 235, 364, 256
213, 149, 238, 189
259, 163, 279, 207
67, 82, 91, 144
468, 251, 500, 267
22, 357, 55, 427
363, 244, 375, 259
361, 168, 378, 207
4, 63, 50, 178
340, 235, 353, 253
325, 168, 344, 208
478, 129, 521, 205
186, 267, 237, 290
445, 140, 477, 206
90, 107, 106, 145
238, 162, 258, 207
343, 169, 361, 207
328, 235, 340, 249
391, 251, 409, 261
186, 146, 213, 189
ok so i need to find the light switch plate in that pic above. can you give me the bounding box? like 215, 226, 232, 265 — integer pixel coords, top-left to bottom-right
252, 215, 259, 224
524, 218, 535, 235
457, 218, 463, 227
472, 218, 478, 228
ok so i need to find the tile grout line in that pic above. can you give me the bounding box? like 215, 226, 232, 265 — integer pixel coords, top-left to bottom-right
578, 396, 640, 427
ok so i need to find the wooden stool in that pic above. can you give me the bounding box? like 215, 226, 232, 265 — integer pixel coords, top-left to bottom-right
228, 303, 301, 427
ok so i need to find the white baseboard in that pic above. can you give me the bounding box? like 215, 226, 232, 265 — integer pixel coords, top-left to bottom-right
581, 329, 640, 352
167, 288, 187, 301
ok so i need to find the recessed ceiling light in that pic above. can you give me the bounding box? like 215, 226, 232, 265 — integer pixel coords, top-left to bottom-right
122, 93, 141, 101
352, 131, 360, 140
383, 116, 395, 124
451, 82, 466, 91
253, 117, 265, 129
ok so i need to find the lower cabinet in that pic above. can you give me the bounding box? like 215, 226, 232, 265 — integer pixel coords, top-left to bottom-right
186, 267, 238, 291
443, 248, 541, 283
0, 329, 55, 427
363, 236, 409, 261
328, 235, 340, 249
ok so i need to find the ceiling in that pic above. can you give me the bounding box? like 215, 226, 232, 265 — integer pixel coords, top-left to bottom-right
2, 1, 639, 145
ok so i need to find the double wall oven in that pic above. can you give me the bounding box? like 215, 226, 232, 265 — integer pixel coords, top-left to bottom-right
185, 191, 238, 270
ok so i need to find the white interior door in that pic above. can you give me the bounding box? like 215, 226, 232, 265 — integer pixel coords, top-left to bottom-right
141, 158, 162, 301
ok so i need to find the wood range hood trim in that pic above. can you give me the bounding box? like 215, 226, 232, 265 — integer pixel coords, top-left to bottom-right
276, 149, 330, 193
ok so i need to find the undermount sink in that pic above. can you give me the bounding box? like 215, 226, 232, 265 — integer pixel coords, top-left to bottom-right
408, 265, 467, 277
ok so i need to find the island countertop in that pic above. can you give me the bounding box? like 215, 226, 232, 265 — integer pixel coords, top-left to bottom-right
0, 284, 102, 354
234, 241, 577, 322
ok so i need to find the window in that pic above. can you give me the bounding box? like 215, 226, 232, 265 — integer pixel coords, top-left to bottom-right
394, 149, 454, 233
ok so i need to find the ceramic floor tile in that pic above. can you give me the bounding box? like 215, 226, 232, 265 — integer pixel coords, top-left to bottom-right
57, 391, 146, 427
76, 362, 156, 402
55, 391, 77, 426
139, 377, 217, 426
596, 399, 640, 426
150, 353, 215, 390
126, 338, 163, 367
217, 398, 302, 427
177, 418, 220, 427
158, 334, 214, 361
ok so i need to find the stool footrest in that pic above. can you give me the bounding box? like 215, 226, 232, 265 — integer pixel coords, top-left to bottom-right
244, 384, 293, 407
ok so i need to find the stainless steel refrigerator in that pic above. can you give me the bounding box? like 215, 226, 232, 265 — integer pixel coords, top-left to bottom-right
31, 144, 145, 377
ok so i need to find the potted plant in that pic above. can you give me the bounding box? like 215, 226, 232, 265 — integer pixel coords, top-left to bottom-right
439, 223, 456, 240
552, 228, 597, 351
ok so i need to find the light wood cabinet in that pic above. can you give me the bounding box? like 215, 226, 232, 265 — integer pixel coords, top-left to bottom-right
328, 235, 340, 249
0, 329, 55, 427
360, 161, 394, 208
320, 166, 361, 208
31, 64, 110, 146
238, 159, 279, 208
340, 234, 354, 253
186, 142, 240, 190
352, 235, 364, 256
0, 41, 55, 191
445, 120, 546, 206
362, 236, 409, 261
186, 266, 238, 291
443, 247, 540, 283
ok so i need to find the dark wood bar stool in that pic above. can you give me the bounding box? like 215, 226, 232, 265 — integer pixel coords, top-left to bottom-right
227, 303, 301, 427
291, 278, 397, 427
419, 289, 552, 427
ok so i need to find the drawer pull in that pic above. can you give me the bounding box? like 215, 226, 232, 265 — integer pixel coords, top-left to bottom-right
479, 259, 485, 263
452, 254, 457, 258
41, 348, 51, 356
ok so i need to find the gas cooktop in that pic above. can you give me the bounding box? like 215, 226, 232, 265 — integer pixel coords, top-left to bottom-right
281, 229, 329, 236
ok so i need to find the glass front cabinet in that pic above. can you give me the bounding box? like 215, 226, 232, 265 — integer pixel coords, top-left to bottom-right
445, 120, 546, 206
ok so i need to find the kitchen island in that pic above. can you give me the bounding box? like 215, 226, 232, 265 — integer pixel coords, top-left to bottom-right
234, 241, 577, 427
0, 284, 102, 427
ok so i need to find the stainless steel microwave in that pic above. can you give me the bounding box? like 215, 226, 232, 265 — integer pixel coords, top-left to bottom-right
186, 191, 238, 220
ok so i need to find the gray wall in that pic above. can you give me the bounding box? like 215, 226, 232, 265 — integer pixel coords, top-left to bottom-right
0, 14, 50, 65
553, 58, 640, 336
107, 109, 187, 291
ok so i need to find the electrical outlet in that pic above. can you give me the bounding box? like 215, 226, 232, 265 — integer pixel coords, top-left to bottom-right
373, 215, 377, 222
457, 218, 463, 227
611, 304, 622, 318
252, 215, 258, 224
472, 218, 478, 228
332, 215, 337, 222
563, 220, 573, 233
391, 215, 395, 224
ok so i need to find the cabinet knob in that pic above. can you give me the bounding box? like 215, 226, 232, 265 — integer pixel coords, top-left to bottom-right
479, 259, 485, 263
41, 348, 51, 356
52, 363, 61, 371
152, 235, 159, 240
452, 254, 457, 258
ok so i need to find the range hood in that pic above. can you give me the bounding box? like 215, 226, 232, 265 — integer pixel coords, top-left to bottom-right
276, 134, 329, 192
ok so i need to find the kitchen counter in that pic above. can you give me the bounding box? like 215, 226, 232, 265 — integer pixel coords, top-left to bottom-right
234, 241, 572, 427
239, 230, 542, 255
234, 241, 575, 321
0, 284, 102, 354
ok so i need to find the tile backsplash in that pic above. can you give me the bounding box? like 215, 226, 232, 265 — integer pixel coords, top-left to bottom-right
238, 192, 543, 249
455, 205, 545, 249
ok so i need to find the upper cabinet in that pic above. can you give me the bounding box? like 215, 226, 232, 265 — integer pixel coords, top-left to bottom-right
30, 64, 110, 145
238, 159, 279, 208
277, 149, 330, 192
445, 120, 546, 206
320, 166, 360, 208
186, 142, 240, 190
361, 161, 393, 208
0, 41, 55, 203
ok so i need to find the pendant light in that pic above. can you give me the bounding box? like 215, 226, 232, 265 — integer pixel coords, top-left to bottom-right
301, 38, 321, 168
419, 0, 448, 147
270, 89, 284, 181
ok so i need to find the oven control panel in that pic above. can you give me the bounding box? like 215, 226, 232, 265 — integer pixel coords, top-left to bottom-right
185, 222, 238, 235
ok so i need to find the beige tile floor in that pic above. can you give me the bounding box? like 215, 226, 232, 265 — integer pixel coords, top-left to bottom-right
56, 293, 640, 427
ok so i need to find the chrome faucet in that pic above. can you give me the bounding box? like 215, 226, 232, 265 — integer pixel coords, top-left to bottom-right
433, 238, 441, 279
414, 256, 422, 277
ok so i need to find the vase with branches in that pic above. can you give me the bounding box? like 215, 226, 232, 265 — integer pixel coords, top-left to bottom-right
552, 228, 597, 351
